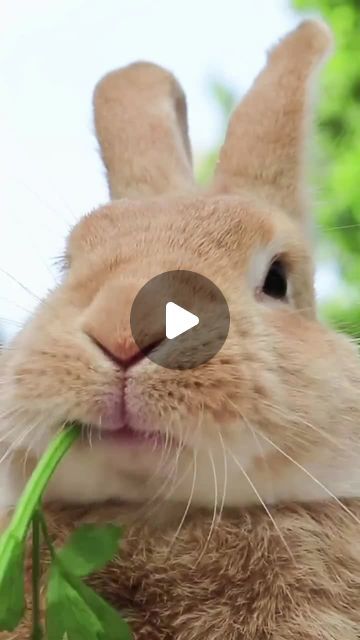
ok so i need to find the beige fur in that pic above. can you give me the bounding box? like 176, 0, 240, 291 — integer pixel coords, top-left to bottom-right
1, 19, 360, 639
94, 61, 194, 198
5, 499, 360, 640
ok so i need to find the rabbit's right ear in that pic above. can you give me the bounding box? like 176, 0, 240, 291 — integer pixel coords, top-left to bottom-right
94, 62, 194, 199
211, 21, 333, 227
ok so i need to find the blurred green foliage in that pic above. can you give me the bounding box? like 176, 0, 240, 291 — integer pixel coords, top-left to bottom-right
197, 0, 360, 339
293, 0, 360, 337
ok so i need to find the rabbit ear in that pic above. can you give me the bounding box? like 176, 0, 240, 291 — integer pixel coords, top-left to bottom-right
211, 21, 333, 224
93, 62, 194, 199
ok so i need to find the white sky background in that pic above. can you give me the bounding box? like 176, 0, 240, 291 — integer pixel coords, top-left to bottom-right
0, 0, 334, 339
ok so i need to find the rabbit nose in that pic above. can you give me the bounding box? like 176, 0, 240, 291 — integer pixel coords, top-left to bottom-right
83, 279, 164, 369
89, 330, 163, 369
90, 333, 145, 369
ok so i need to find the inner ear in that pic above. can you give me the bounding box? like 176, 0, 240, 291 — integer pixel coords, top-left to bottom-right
210, 20, 333, 227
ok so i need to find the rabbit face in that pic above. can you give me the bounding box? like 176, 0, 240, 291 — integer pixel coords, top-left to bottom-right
2, 20, 360, 511
2, 193, 359, 509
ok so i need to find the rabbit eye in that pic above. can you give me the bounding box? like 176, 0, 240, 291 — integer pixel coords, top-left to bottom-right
262, 259, 287, 299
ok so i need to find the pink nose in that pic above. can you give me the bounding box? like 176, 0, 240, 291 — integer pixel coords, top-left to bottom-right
91, 333, 145, 368
83, 280, 162, 369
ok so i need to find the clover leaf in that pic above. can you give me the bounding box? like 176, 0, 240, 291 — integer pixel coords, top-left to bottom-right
47, 565, 104, 640
73, 574, 132, 640
0, 424, 133, 639
58, 523, 123, 577
46, 558, 132, 640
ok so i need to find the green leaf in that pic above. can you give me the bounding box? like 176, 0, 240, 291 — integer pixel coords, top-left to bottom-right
46, 566, 103, 640
0, 532, 26, 631
46, 558, 132, 640
75, 578, 132, 640
58, 523, 123, 577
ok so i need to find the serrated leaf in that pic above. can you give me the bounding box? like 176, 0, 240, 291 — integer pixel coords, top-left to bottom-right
0, 532, 26, 631
46, 566, 104, 640
58, 523, 123, 577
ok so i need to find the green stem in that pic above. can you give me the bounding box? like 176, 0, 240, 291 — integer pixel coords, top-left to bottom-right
7, 425, 79, 541
38, 512, 56, 560
31, 511, 43, 640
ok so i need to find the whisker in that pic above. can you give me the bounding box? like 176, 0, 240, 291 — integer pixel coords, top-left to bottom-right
0, 267, 42, 302
0, 298, 35, 315
4, 168, 76, 228
256, 430, 360, 527
245, 415, 275, 503
195, 448, 218, 566
218, 432, 228, 524
262, 400, 351, 452
0, 425, 35, 467
227, 447, 295, 562
88, 424, 93, 450
167, 449, 197, 555
139, 456, 193, 525
226, 396, 276, 504
140, 409, 205, 524
0, 422, 25, 445
21, 421, 47, 476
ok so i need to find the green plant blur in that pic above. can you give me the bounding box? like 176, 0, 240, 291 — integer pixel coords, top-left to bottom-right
294, 0, 360, 339
196, 0, 360, 341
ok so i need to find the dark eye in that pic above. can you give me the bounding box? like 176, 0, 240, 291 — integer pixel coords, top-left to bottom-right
262, 259, 287, 299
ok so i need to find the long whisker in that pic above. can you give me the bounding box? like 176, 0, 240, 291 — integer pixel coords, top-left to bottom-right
141, 408, 205, 524
218, 432, 228, 524
3, 167, 76, 228
87, 424, 93, 450
262, 400, 350, 451
140, 420, 196, 521
132, 431, 187, 524
246, 416, 275, 503
0, 267, 42, 302
225, 394, 277, 506
0, 422, 24, 445
139, 455, 193, 526
167, 449, 197, 555
195, 448, 218, 566
256, 430, 360, 527
21, 422, 48, 477
0, 425, 36, 467
227, 447, 295, 562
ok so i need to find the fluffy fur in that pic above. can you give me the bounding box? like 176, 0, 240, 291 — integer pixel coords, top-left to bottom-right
4, 499, 360, 639
1, 19, 360, 639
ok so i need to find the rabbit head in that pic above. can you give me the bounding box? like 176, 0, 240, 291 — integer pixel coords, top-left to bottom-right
1, 20, 360, 513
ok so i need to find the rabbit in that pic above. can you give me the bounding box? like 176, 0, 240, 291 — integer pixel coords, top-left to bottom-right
1, 19, 360, 640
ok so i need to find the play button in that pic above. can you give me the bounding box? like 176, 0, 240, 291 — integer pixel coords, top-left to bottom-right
130, 270, 230, 370
165, 302, 199, 339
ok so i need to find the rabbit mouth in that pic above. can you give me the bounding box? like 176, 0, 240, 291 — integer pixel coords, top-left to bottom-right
87, 422, 169, 448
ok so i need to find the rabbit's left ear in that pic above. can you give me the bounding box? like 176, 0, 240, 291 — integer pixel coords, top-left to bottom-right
211, 20, 333, 226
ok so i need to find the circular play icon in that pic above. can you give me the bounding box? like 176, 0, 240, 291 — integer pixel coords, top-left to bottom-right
130, 270, 230, 370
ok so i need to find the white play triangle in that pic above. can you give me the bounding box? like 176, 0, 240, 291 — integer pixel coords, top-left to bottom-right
165, 302, 199, 340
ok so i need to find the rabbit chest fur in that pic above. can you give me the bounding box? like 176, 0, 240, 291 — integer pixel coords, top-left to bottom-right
3, 499, 360, 640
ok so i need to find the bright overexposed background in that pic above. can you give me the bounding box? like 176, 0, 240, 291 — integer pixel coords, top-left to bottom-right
1, 0, 336, 340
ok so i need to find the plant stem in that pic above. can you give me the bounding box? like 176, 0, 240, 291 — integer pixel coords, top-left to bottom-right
7, 425, 79, 542
38, 512, 56, 560
31, 511, 43, 640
